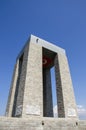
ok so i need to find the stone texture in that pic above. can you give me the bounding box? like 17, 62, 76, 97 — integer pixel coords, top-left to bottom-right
22, 42, 43, 117
6, 60, 19, 117
14, 43, 30, 117
6, 43, 30, 117
55, 54, 78, 118
0, 117, 86, 130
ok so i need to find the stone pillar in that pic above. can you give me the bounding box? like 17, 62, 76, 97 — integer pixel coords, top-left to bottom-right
6, 60, 19, 117
12, 43, 29, 117
55, 53, 78, 118
22, 43, 43, 117
43, 69, 53, 117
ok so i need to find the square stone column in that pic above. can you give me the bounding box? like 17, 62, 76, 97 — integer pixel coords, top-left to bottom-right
55, 53, 78, 118
6, 60, 19, 117
22, 43, 43, 117
12, 43, 30, 117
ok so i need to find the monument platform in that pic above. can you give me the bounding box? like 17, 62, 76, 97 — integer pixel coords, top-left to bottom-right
0, 117, 86, 130
1, 35, 86, 130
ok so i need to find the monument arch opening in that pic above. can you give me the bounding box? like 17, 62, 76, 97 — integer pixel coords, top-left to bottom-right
42, 47, 57, 117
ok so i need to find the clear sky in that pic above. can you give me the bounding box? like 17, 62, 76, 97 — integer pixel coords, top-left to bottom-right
0, 0, 86, 119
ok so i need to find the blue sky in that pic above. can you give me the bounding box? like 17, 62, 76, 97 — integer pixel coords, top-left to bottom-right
0, 0, 86, 119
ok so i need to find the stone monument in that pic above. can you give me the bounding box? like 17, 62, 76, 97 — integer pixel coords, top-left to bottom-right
0, 35, 86, 130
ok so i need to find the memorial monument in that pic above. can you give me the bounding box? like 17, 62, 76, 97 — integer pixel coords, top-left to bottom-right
0, 35, 86, 130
